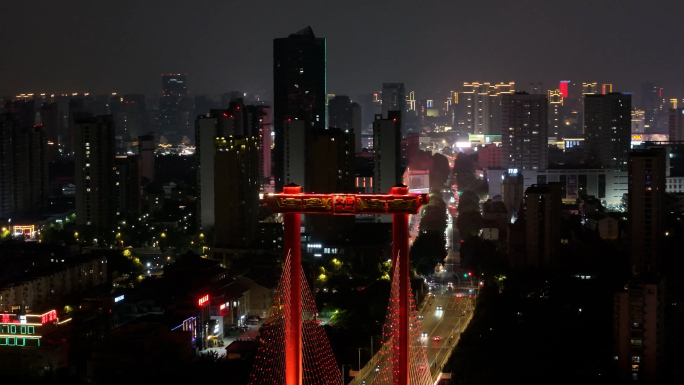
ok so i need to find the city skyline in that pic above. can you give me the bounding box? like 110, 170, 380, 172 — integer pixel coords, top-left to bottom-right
3, 1, 684, 99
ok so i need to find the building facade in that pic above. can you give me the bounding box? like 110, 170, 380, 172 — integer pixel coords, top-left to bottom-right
74, 115, 116, 230
584, 93, 632, 170
628, 148, 666, 276
273, 26, 326, 190
501, 92, 548, 171
213, 137, 260, 248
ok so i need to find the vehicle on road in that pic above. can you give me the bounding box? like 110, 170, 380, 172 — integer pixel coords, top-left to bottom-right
421, 331, 428, 338
433, 336, 441, 341
436, 305, 443, 310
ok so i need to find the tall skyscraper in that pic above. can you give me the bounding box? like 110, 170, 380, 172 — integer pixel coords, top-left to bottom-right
273, 26, 326, 190
548, 89, 563, 139
283, 119, 307, 187
584, 93, 632, 170
307, 127, 355, 242
628, 148, 666, 276
632, 110, 646, 134
138, 133, 155, 184
115, 155, 141, 217
669, 107, 684, 142
159, 74, 192, 144
457, 82, 515, 135
501, 92, 548, 171
521, 183, 561, 269
613, 279, 665, 383
381, 83, 405, 120
616, 148, 667, 381
74, 115, 116, 230
328, 95, 362, 153
351, 102, 362, 152
641, 82, 662, 131
214, 136, 260, 248
329, 95, 352, 130
0, 114, 48, 220
373, 112, 402, 192
195, 109, 240, 232
245, 105, 272, 180
110, 94, 146, 152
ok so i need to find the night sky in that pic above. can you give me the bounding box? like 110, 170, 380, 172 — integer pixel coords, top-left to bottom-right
3, 0, 684, 100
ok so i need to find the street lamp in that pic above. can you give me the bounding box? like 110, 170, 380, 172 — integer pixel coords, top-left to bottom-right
341, 364, 352, 382
358, 347, 363, 371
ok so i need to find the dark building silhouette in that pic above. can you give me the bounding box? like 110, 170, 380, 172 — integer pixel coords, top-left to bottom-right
669, 107, 684, 142
641, 82, 666, 132
628, 148, 666, 276
40, 103, 60, 161
307, 127, 355, 242
328, 95, 352, 131
510, 183, 561, 270
110, 94, 147, 152
584, 93, 631, 170
613, 149, 668, 383
273, 26, 326, 190
501, 92, 548, 171
159, 74, 192, 144
115, 155, 141, 217
74, 115, 116, 231
613, 279, 665, 383
0, 114, 48, 221
328, 95, 362, 153
381, 83, 405, 135
213, 136, 260, 248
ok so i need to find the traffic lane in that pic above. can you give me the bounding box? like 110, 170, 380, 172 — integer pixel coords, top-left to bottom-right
421, 298, 469, 353
423, 298, 472, 368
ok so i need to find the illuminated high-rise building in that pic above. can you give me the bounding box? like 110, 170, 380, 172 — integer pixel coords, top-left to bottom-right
458, 82, 514, 135
584, 93, 632, 169
273, 26, 326, 190
632, 110, 646, 134
501, 92, 548, 171
582, 82, 599, 95
548, 89, 563, 139
74, 115, 116, 230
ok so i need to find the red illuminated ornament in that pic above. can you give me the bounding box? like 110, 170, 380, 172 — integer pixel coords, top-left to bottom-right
41, 310, 57, 324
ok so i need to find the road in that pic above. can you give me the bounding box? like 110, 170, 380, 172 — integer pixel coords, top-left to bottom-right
349, 252, 477, 385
